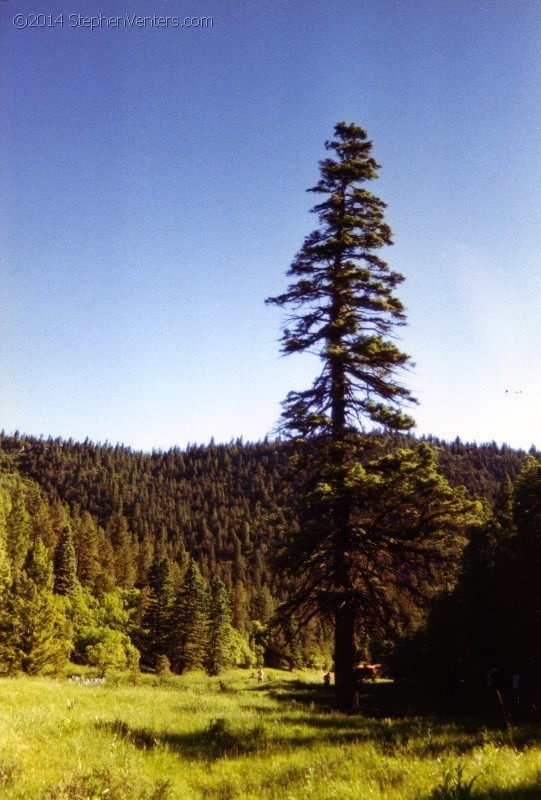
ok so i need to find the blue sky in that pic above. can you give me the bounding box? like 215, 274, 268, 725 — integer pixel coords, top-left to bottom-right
1, 0, 540, 451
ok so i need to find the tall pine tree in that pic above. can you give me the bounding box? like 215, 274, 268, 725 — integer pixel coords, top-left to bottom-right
268, 123, 475, 710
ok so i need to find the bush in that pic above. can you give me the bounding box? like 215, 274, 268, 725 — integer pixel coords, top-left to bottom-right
86, 629, 139, 677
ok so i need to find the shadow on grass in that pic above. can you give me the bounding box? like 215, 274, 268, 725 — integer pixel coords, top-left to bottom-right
266, 680, 541, 756
265, 677, 431, 717
99, 709, 541, 765
100, 715, 406, 762
100, 717, 271, 761
101, 714, 413, 762
268, 679, 471, 719
266, 679, 336, 711
423, 773, 541, 800
472, 784, 541, 800
97, 680, 541, 764
266, 677, 540, 723
272, 712, 517, 759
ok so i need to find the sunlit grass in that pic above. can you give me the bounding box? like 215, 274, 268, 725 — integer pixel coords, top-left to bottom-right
0, 670, 539, 799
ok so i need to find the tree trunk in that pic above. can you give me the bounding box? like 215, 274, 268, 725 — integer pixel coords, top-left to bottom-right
334, 601, 359, 712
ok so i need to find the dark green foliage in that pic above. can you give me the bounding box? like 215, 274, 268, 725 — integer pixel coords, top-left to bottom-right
266, 122, 415, 437
251, 585, 274, 624
449, 475, 517, 676
505, 458, 541, 679
231, 581, 251, 632
155, 653, 172, 682
141, 556, 174, 667
266, 123, 419, 710
5, 492, 31, 573
0, 430, 526, 607
3, 432, 293, 601
267, 123, 477, 710
0, 429, 534, 679
399, 465, 541, 702
168, 560, 208, 674
206, 576, 233, 675
494, 472, 514, 526
108, 515, 137, 589
53, 525, 78, 597
454, 475, 516, 676
428, 436, 526, 503
73, 511, 102, 588
282, 444, 478, 623
0, 541, 71, 675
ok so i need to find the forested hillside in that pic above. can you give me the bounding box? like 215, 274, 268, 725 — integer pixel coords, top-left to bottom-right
0, 430, 536, 677
0, 433, 295, 595
2, 432, 532, 558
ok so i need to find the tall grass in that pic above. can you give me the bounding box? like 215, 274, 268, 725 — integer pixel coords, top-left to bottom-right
0, 670, 539, 799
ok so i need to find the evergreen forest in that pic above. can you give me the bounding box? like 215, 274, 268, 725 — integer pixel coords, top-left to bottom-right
1, 428, 539, 709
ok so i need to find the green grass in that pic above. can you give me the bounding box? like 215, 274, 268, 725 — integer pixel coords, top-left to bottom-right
0, 670, 540, 799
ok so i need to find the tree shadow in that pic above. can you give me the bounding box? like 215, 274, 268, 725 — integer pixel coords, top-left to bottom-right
471, 783, 541, 800
266, 680, 541, 756
99, 718, 271, 762
269, 678, 541, 725
266, 678, 336, 711
100, 710, 541, 766
266, 677, 437, 717
97, 680, 541, 764
424, 777, 541, 800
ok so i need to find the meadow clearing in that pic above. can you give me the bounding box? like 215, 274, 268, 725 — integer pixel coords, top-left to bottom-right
0, 670, 539, 800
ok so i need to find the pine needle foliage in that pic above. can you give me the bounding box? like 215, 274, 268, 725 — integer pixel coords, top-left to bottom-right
168, 559, 208, 674
206, 576, 233, 676
53, 525, 78, 597
266, 122, 416, 439
141, 556, 174, 667
1, 541, 71, 675
268, 124, 477, 711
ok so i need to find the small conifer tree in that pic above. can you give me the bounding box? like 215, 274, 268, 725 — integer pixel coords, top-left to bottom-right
168, 560, 208, 674
141, 555, 174, 667
2, 541, 71, 674
206, 576, 233, 676
53, 525, 78, 597
155, 653, 172, 683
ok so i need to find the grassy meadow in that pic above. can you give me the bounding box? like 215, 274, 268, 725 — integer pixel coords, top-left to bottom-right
0, 670, 540, 799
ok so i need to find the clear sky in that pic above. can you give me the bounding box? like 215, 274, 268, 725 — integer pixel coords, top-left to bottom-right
1, 0, 540, 452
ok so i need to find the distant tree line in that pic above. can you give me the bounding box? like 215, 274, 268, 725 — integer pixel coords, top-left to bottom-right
0, 431, 537, 680
0, 436, 331, 675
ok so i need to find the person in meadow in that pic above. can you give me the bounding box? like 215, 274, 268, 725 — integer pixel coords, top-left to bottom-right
258, 669, 264, 683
